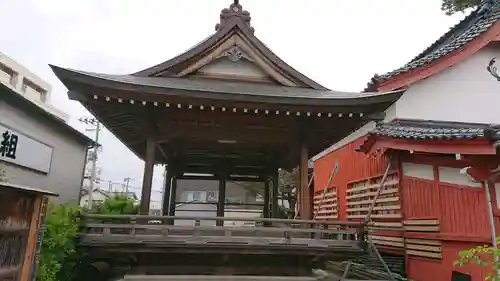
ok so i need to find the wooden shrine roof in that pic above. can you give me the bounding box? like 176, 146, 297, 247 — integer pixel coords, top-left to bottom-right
49, 1, 406, 172
50, 66, 403, 107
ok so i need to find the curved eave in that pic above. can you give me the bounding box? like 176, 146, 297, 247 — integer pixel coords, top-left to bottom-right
50, 65, 404, 107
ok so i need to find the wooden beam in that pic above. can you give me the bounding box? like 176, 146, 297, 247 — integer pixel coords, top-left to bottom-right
299, 139, 311, 220
271, 170, 279, 218
140, 136, 156, 215
178, 174, 264, 182
169, 176, 178, 217
19, 195, 43, 281
263, 178, 270, 218
179, 165, 270, 176
217, 173, 227, 226
162, 166, 173, 216
157, 124, 292, 145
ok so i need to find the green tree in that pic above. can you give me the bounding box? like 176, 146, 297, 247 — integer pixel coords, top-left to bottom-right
454, 237, 500, 280
441, 0, 482, 15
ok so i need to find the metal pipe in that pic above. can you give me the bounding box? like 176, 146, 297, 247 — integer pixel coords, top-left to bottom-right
484, 171, 500, 276
484, 180, 497, 248
364, 156, 393, 224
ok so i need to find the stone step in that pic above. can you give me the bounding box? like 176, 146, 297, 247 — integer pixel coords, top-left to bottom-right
122, 275, 318, 281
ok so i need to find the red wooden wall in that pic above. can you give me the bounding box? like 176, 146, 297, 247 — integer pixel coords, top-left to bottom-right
400, 158, 500, 281
402, 173, 500, 241
313, 137, 389, 221
407, 241, 488, 281
314, 137, 500, 280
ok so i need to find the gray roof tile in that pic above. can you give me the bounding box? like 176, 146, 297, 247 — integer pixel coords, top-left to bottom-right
369, 119, 500, 141
378, 0, 500, 81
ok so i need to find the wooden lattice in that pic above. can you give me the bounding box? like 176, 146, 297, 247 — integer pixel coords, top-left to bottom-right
346, 172, 401, 219
313, 187, 338, 219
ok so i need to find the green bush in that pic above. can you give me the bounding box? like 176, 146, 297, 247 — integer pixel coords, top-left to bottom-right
36, 202, 81, 281
91, 194, 138, 215
454, 237, 500, 281
36, 195, 138, 281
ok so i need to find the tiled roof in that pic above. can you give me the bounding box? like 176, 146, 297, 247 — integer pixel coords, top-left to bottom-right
368, 119, 500, 141
374, 0, 500, 83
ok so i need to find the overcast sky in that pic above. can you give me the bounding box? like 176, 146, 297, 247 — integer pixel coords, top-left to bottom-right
0, 0, 466, 202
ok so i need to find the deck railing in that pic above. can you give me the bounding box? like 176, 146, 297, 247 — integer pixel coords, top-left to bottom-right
79, 215, 368, 251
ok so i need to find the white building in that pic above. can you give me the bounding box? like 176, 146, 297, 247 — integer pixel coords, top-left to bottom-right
0, 52, 69, 122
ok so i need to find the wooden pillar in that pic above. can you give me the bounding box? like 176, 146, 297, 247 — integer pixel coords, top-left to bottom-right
217, 175, 227, 226
169, 176, 178, 216
299, 141, 311, 220
271, 170, 279, 218
19, 195, 43, 281
263, 178, 270, 218
162, 165, 172, 216
140, 136, 156, 215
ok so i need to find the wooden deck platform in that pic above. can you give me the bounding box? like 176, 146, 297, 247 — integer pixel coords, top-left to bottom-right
79, 215, 367, 257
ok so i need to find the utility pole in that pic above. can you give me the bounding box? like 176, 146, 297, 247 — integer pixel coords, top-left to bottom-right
124, 177, 132, 193
108, 180, 113, 192
79, 117, 101, 210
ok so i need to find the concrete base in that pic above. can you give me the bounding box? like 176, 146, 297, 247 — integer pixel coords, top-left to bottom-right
122, 275, 318, 281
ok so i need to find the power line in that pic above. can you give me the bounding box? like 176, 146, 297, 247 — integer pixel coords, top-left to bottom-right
93, 178, 163, 193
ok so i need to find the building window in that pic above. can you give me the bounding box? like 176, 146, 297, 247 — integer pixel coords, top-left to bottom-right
183, 191, 208, 202
438, 167, 481, 187
21, 78, 46, 103
207, 191, 218, 202
0, 63, 14, 86
402, 162, 434, 180
451, 271, 471, 281
192, 191, 203, 202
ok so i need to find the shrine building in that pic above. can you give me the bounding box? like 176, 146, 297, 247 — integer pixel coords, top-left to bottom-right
50, 0, 403, 220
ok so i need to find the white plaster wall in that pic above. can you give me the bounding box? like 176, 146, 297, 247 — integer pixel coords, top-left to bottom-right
386, 44, 500, 124
402, 162, 434, 180
313, 44, 500, 161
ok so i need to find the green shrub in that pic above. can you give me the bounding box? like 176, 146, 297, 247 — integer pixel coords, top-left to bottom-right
90, 194, 138, 215
36, 202, 81, 281
454, 237, 500, 281
37, 195, 138, 281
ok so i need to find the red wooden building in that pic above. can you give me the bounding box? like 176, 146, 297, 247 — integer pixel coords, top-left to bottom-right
313, 1, 500, 280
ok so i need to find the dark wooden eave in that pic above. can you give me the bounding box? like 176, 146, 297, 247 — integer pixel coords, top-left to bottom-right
50, 65, 404, 108
131, 2, 329, 90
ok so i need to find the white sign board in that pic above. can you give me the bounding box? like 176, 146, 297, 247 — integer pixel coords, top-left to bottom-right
0, 123, 53, 173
